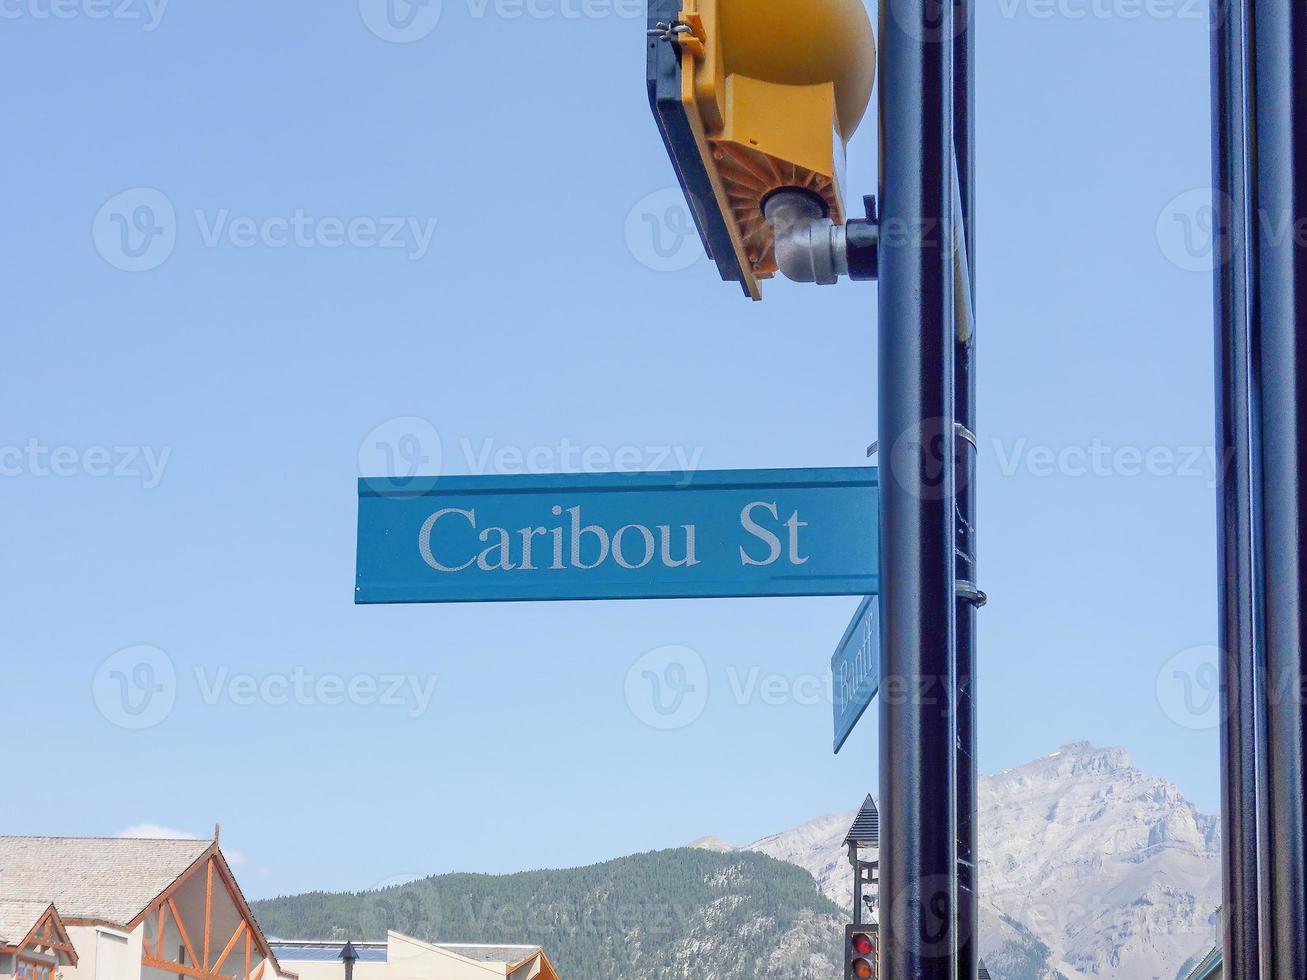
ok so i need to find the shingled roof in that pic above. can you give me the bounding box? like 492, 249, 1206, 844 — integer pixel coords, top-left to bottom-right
0, 836, 212, 927
844, 795, 880, 848
438, 945, 541, 965
0, 900, 56, 947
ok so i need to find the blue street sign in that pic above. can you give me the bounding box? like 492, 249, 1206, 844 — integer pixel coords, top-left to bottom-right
356, 467, 879, 604
831, 595, 880, 754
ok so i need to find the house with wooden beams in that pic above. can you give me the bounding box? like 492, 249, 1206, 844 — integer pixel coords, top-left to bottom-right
272, 933, 560, 980
0, 901, 78, 980
0, 837, 289, 980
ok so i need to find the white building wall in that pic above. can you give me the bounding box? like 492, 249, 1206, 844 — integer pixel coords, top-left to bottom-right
60, 926, 143, 980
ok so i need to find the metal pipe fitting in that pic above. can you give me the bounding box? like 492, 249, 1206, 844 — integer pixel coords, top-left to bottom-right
764, 189, 880, 285
764, 191, 849, 285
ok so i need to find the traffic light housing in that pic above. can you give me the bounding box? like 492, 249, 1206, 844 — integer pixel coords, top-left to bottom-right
646, 0, 876, 299
845, 924, 877, 980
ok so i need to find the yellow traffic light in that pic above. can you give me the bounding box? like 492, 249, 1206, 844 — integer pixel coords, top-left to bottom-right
647, 0, 876, 299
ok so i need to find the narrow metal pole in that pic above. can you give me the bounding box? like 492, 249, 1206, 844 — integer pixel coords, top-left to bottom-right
953, 0, 978, 974
877, 0, 959, 975
1251, 1, 1307, 974
1211, 0, 1266, 975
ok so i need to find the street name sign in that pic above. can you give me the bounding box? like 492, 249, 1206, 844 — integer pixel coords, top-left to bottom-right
356, 467, 879, 604
831, 595, 880, 754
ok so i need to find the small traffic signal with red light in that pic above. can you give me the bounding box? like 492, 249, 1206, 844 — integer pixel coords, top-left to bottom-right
846, 925, 877, 979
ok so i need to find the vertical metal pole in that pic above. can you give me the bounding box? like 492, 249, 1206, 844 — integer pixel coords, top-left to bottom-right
1251, 1, 1307, 975
1211, 0, 1266, 975
952, 0, 978, 976
877, 0, 959, 976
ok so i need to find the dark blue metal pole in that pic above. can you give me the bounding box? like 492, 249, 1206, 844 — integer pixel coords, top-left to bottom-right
1210, 0, 1267, 975
953, 0, 978, 975
877, 0, 959, 976
1251, 1, 1307, 974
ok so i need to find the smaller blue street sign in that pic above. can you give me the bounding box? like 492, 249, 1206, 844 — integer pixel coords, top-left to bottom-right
832, 595, 880, 754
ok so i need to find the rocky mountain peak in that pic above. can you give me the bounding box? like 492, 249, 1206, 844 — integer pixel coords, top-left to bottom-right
696, 743, 1220, 980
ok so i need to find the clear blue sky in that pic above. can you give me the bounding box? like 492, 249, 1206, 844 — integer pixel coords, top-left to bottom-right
0, 0, 1218, 898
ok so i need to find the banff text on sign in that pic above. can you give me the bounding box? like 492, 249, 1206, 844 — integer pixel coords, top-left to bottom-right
356, 467, 880, 604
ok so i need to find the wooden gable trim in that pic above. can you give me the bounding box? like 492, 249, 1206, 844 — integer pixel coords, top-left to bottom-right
208, 848, 278, 968
133, 846, 283, 980
534, 950, 560, 980
14, 905, 78, 967
128, 845, 218, 932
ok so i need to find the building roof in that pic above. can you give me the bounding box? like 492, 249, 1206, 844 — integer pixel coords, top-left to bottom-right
0, 836, 212, 927
438, 945, 540, 965
270, 943, 389, 964
0, 900, 55, 947
272, 940, 543, 967
1185, 946, 1223, 980
845, 795, 880, 847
